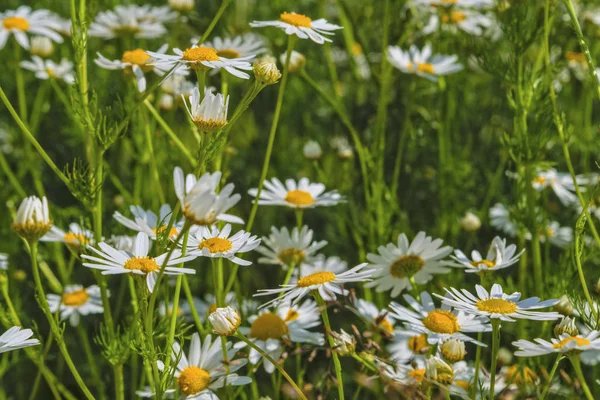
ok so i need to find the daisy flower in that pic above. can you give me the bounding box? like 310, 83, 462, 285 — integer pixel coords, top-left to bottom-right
255, 263, 371, 308
20, 56, 75, 84
88, 5, 171, 39
12, 196, 52, 241
183, 224, 260, 266
0, 6, 63, 51
489, 203, 518, 237
412, 0, 494, 6
147, 45, 254, 79
389, 292, 490, 345
387, 328, 429, 364
422, 10, 494, 36
250, 12, 342, 44
151, 333, 251, 398
248, 177, 344, 209
437, 283, 561, 322
499, 364, 539, 387
256, 225, 327, 267
0, 253, 7, 271
532, 168, 590, 206
355, 299, 396, 334
173, 167, 243, 226
365, 231, 453, 297
0, 326, 39, 354
513, 330, 600, 357
41, 222, 94, 248
201, 34, 265, 64
81, 232, 196, 293
537, 221, 572, 248
387, 44, 463, 81
182, 87, 229, 132
108, 235, 136, 253
46, 285, 104, 326
291, 256, 348, 300
235, 300, 324, 373
451, 236, 524, 273
113, 204, 182, 240
379, 357, 428, 387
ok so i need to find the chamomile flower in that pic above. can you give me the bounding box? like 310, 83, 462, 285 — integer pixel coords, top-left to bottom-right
114, 204, 182, 240
196, 292, 240, 318
147, 45, 254, 79
387, 44, 463, 82
255, 263, 371, 308
250, 12, 342, 44
422, 10, 494, 36
538, 221, 572, 248
82, 232, 196, 293
0, 7, 63, 51
20, 56, 74, 83
235, 300, 324, 373
489, 203, 518, 237
256, 225, 327, 267
0, 326, 39, 354
202, 34, 265, 63
46, 285, 104, 326
183, 224, 260, 266
248, 177, 343, 209
108, 235, 136, 252
387, 329, 429, 364
173, 167, 243, 226
379, 358, 428, 386
0, 253, 7, 271
182, 87, 229, 132
89, 5, 172, 39
532, 168, 589, 206
437, 284, 561, 322
389, 292, 490, 345
161, 74, 195, 97
451, 236, 524, 273
413, 0, 494, 7
513, 331, 600, 358
291, 256, 348, 300
41, 222, 94, 248
12, 196, 52, 241
355, 299, 396, 334
365, 231, 453, 297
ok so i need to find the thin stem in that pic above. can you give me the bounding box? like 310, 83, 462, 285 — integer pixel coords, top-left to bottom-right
143, 111, 166, 204
77, 324, 107, 400
471, 331, 483, 398
540, 355, 563, 400
182, 276, 206, 335
488, 320, 500, 398
574, 213, 599, 321
570, 355, 594, 400
0, 151, 26, 197
14, 42, 27, 122
314, 293, 345, 400
197, 0, 232, 44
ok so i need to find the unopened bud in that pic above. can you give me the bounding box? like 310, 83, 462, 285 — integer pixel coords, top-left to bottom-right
440, 338, 466, 363
281, 51, 305, 73
333, 329, 355, 356
253, 56, 281, 85
303, 140, 322, 160
169, 0, 194, 12
30, 36, 54, 58
554, 294, 573, 315
426, 356, 454, 385
208, 306, 241, 336
460, 212, 481, 232
554, 317, 579, 337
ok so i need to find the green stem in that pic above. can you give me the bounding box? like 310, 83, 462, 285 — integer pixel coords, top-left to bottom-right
143, 111, 165, 204
77, 324, 107, 400
197, 0, 232, 45
574, 213, 600, 322
540, 355, 563, 400
182, 276, 206, 335
314, 293, 344, 400
14, 42, 27, 122
488, 320, 500, 399
0, 151, 26, 197
471, 331, 483, 398
570, 355, 594, 400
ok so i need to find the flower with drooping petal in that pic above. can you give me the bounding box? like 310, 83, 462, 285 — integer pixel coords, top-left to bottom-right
114, 204, 183, 240
451, 236, 524, 273
388, 44, 463, 81
88, 5, 174, 40
20, 56, 74, 84
12, 196, 52, 241
182, 87, 229, 132
513, 330, 600, 357
47, 284, 104, 326
41, 222, 94, 248
0, 326, 39, 354
250, 12, 342, 44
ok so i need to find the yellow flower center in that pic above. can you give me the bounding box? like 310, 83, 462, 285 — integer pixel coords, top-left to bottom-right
297, 271, 336, 287
553, 336, 591, 349
285, 190, 315, 206
198, 237, 233, 253
46, 68, 55, 78
455, 380, 469, 390
61, 289, 90, 306
152, 226, 179, 239
378, 318, 394, 333
417, 63, 435, 74
217, 48, 241, 59
284, 309, 300, 322
280, 12, 312, 28
63, 232, 88, 246
182, 46, 220, 62
121, 49, 151, 66
566, 51, 585, 63
3, 16, 29, 31
278, 248, 306, 265
177, 366, 211, 395
469, 259, 496, 269
249, 313, 289, 340
476, 298, 518, 314
208, 303, 217, 314
534, 176, 546, 185
390, 255, 424, 278
351, 43, 363, 56
408, 334, 428, 353
505, 365, 538, 386
441, 11, 467, 24
408, 368, 426, 383
124, 257, 160, 273
422, 310, 460, 334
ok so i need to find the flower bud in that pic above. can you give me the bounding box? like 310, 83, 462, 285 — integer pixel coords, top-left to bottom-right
303, 140, 322, 160
332, 329, 355, 356
30, 36, 54, 58
460, 212, 481, 232
159, 94, 174, 111
440, 338, 466, 363
554, 294, 573, 316
554, 316, 579, 338
169, 0, 194, 12
425, 356, 454, 385
280, 51, 305, 73
11, 196, 52, 242
208, 306, 241, 336
497, 347, 513, 366
253, 56, 281, 85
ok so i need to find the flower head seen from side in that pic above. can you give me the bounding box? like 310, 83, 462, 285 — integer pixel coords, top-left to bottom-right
537, 221, 573, 249
46, 285, 104, 326
202, 34, 265, 63
0, 6, 63, 50
389, 291, 490, 346
387, 328, 430, 364
437, 284, 561, 322
250, 12, 342, 44
81, 232, 196, 293
451, 236, 524, 273
253, 55, 281, 84
412, 0, 494, 7
173, 167, 243, 226
0, 326, 39, 354
532, 168, 590, 207
248, 177, 344, 209
209, 306, 241, 336
355, 299, 396, 335
182, 87, 229, 133
41, 222, 94, 248
88, 5, 171, 39
280, 50, 306, 73
422, 10, 494, 36
20, 56, 75, 84
114, 204, 182, 240
365, 231, 453, 297
489, 203, 518, 237
256, 225, 327, 267
184, 224, 260, 266
255, 263, 371, 308
12, 196, 52, 241
513, 330, 600, 357
388, 44, 463, 82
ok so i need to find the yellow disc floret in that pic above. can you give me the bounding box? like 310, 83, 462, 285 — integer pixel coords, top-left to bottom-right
390, 255, 424, 278
553, 336, 591, 349
408, 334, 428, 353
3, 16, 30, 31
152, 226, 179, 239
285, 190, 315, 206
476, 298, 518, 314
422, 310, 460, 334
408, 368, 426, 384
280, 12, 312, 28
198, 237, 233, 253
297, 271, 336, 287
121, 49, 151, 66
182, 46, 220, 62
61, 289, 90, 306
469, 259, 496, 269
124, 257, 160, 273
177, 366, 211, 395
63, 232, 88, 246
249, 313, 289, 340
278, 248, 306, 265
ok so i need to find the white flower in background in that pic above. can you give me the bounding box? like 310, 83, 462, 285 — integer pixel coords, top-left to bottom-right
379, 358, 427, 386
183, 224, 260, 266
355, 299, 395, 334
365, 231, 453, 297
489, 203, 518, 237
256, 225, 327, 267
209, 306, 241, 336
412, 0, 494, 7
169, 0, 195, 12
303, 140, 322, 160
460, 211, 481, 232
49, 15, 71, 37
0, 6, 63, 50
82, 232, 196, 293
248, 177, 344, 209
388, 44, 463, 81
41, 222, 94, 248
250, 12, 342, 44
173, 167, 243, 226
108, 235, 136, 252
0, 326, 39, 354
202, 34, 265, 63
20, 56, 75, 84
388, 328, 429, 364
499, 364, 538, 389
158, 297, 203, 321
89, 5, 173, 39
235, 300, 324, 373
438, 284, 561, 322
422, 10, 493, 36
182, 87, 229, 132
565, 51, 588, 81
196, 292, 240, 318
114, 204, 182, 240
30, 35, 53, 57
389, 292, 490, 345
0, 253, 7, 271
46, 285, 104, 326
513, 331, 600, 357
330, 135, 353, 159
280, 50, 306, 73
256, 263, 371, 308
147, 45, 254, 79
451, 236, 524, 273
291, 256, 348, 300
532, 168, 590, 206
12, 196, 52, 241
161, 74, 195, 97
536, 221, 572, 248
